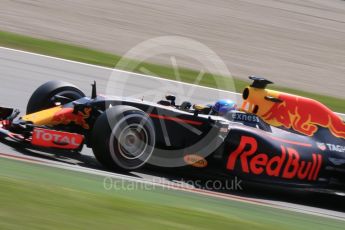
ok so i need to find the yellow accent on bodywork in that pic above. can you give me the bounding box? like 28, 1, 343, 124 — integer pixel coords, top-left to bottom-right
22, 106, 62, 126
241, 87, 281, 115
193, 104, 207, 111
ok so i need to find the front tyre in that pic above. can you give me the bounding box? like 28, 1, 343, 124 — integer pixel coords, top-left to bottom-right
27, 81, 85, 114
91, 106, 155, 171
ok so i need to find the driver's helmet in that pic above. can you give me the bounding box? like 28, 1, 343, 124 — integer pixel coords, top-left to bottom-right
212, 99, 237, 115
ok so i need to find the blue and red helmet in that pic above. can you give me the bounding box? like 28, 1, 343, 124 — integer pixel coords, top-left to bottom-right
212, 99, 237, 115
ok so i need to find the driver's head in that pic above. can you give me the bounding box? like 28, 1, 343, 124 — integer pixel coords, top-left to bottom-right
212, 99, 237, 115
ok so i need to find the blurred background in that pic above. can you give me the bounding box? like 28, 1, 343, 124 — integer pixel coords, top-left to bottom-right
1, 0, 344, 98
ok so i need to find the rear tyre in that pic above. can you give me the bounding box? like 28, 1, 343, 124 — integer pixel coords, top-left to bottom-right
26, 81, 85, 114
91, 106, 155, 171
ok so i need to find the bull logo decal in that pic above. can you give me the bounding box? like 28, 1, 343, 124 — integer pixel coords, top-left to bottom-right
241, 76, 345, 139
52, 107, 92, 129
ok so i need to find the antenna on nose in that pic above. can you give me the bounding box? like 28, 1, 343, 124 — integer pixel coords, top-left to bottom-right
91, 81, 97, 99
249, 75, 273, 89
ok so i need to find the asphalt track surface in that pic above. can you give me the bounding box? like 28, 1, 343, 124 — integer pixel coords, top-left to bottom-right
1, 0, 345, 98
0, 47, 345, 220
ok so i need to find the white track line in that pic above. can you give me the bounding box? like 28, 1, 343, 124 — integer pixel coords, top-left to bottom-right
0, 46, 235, 94
1, 46, 343, 120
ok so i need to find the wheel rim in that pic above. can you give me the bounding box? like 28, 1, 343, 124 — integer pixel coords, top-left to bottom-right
117, 124, 149, 160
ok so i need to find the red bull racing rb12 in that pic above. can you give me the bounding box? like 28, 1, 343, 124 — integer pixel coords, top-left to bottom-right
0, 77, 344, 193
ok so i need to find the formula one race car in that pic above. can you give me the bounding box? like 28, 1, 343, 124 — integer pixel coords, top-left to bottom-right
0, 77, 344, 191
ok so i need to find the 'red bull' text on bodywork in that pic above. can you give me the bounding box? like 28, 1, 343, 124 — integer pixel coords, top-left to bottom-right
227, 136, 323, 182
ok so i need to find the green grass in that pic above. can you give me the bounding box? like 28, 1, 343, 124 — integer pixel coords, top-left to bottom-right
0, 30, 344, 113
0, 157, 343, 230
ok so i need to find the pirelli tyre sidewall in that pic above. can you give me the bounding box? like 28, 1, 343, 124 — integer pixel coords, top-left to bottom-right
27, 81, 85, 114
92, 106, 155, 171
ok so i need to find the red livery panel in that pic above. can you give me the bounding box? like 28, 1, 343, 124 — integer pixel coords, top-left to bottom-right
227, 136, 322, 181
263, 93, 345, 139
32, 128, 84, 150
52, 107, 91, 129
